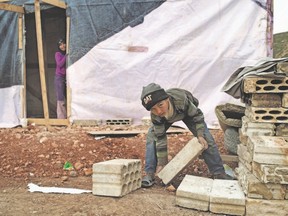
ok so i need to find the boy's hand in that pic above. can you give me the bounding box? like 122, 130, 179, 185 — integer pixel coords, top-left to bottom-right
198, 136, 208, 150
156, 165, 163, 174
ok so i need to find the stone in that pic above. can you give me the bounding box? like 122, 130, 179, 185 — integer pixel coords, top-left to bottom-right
246, 198, 288, 216
249, 136, 288, 165
252, 162, 288, 184
210, 180, 245, 215
237, 162, 286, 200
176, 175, 213, 211
276, 123, 288, 137
237, 144, 253, 171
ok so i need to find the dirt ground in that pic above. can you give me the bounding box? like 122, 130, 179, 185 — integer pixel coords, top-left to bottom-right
0, 124, 236, 216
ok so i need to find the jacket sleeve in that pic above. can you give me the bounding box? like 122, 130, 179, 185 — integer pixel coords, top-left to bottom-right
55, 52, 66, 67
185, 99, 205, 137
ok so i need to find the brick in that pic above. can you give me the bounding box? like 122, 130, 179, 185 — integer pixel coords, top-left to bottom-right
252, 161, 288, 184
105, 118, 132, 125
209, 180, 245, 215
243, 76, 288, 93
246, 198, 288, 216
239, 128, 248, 145
283, 93, 288, 108
72, 119, 102, 126
176, 175, 213, 211
249, 136, 288, 165
276, 123, 288, 136
250, 93, 282, 107
237, 162, 286, 200
237, 144, 252, 171
158, 138, 204, 185
245, 106, 288, 123
241, 116, 275, 136
92, 159, 141, 197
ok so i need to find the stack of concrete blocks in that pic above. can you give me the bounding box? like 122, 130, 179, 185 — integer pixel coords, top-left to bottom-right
236, 76, 288, 215
176, 175, 246, 215
92, 159, 142, 197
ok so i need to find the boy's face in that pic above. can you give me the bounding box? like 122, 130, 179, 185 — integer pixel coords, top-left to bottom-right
150, 98, 169, 117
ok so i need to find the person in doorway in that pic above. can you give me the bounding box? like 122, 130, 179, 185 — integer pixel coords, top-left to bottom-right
55, 38, 67, 119
140, 83, 234, 188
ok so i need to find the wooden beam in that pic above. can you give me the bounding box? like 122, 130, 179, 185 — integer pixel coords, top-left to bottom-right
34, 0, 49, 126
42, 0, 66, 9
220, 154, 239, 162
66, 16, 70, 53
28, 118, 69, 126
66, 16, 71, 119
0, 3, 24, 13
18, 14, 23, 49
88, 128, 189, 136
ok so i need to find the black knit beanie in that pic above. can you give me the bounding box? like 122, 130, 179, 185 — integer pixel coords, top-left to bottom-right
141, 83, 169, 111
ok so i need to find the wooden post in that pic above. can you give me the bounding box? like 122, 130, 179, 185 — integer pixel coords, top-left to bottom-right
34, 0, 49, 125
18, 14, 26, 119
18, 14, 23, 49
66, 16, 71, 120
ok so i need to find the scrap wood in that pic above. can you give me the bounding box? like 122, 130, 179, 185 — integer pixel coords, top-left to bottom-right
88, 128, 189, 137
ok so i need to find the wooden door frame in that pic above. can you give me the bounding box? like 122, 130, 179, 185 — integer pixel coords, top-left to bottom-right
0, 0, 70, 126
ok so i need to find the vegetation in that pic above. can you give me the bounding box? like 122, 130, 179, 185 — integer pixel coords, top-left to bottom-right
273, 32, 288, 58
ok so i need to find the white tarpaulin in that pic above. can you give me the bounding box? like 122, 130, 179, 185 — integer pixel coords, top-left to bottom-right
68, 0, 269, 127
0, 86, 22, 128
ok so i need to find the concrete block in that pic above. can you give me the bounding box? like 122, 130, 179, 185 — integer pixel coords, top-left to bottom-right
283, 93, 288, 108
252, 161, 288, 184
250, 93, 282, 107
239, 128, 248, 145
210, 179, 245, 215
176, 175, 213, 211
237, 162, 286, 200
246, 198, 288, 216
158, 138, 204, 185
245, 106, 288, 123
92, 159, 141, 197
243, 76, 288, 94
105, 118, 132, 125
276, 123, 288, 137
237, 144, 252, 171
241, 116, 275, 136
249, 136, 288, 165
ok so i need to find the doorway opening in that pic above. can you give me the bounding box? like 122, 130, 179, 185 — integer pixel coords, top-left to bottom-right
25, 7, 66, 119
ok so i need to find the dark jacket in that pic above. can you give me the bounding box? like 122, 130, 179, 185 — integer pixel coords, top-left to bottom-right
149, 88, 206, 165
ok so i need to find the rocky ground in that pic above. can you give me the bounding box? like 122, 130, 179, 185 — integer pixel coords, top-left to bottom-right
0, 124, 235, 216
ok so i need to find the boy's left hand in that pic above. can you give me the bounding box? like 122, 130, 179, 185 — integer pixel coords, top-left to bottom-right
198, 136, 208, 150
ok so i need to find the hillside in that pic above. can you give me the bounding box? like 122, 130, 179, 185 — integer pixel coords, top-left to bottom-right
273, 31, 288, 58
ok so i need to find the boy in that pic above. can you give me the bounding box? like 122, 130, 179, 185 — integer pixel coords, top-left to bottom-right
141, 83, 234, 187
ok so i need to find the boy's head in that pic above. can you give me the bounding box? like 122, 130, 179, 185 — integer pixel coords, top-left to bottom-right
141, 83, 169, 111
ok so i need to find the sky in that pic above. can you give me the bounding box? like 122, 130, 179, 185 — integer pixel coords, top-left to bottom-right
273, 0, 288, 34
